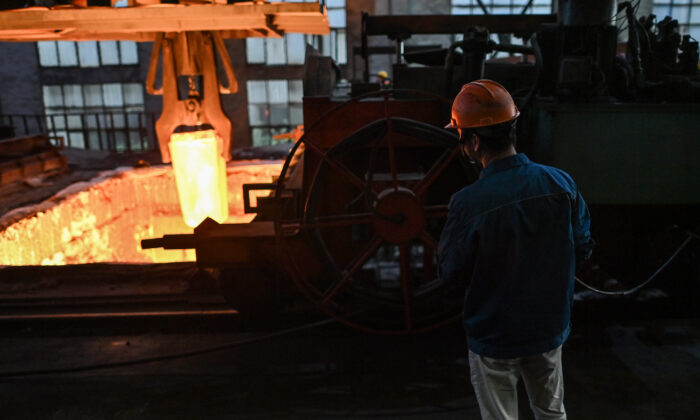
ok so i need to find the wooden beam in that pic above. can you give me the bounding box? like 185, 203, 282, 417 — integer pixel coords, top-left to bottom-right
0, 2, 329, 41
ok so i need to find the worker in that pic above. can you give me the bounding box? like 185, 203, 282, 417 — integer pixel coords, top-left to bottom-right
438, 79, 593, 420
377, 70, 391, 89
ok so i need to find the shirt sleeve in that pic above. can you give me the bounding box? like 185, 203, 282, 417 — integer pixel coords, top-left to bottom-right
572, 188, 594, 271
438, 195, 476, 286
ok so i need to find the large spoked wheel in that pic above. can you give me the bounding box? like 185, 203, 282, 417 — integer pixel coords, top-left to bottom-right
275, 90, 478, 334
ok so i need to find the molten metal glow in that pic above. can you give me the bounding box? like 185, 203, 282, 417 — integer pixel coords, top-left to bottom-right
0, 161, 282, 265
169, 130, 229, 228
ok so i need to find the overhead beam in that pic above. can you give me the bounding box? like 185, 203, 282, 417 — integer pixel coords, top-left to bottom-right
364, 14, 556, 36
0, 2, 329, 41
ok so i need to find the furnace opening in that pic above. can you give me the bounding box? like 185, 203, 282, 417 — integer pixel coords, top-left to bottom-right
0, 161, 281, 265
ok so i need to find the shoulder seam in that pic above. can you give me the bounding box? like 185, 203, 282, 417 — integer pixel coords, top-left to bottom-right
463, 191, 572, 227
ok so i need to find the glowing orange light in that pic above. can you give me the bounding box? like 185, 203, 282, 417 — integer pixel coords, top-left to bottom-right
168, 129, 229, 228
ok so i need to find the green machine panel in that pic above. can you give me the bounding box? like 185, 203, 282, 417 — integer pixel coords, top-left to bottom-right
532, 103, 700, 205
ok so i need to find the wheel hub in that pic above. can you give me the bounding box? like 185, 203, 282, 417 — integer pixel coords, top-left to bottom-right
373, 187, 425, 244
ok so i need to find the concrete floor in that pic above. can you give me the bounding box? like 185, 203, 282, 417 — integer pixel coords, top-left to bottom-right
0, 314, 698, 420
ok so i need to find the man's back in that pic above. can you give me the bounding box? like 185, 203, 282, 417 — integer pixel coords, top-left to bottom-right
438, 153, 592, 358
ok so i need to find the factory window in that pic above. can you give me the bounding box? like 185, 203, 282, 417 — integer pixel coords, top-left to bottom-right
245, 0, 347, 65
451, 0, 553, 56
37, 40, 139, 67
41, 83, 147, 151
246, 79, 303, 147
451, 0, 552, 16
654, 1, 700, 41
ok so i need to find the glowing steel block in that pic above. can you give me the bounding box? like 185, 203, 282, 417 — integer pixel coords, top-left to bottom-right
168, 129, 228, 228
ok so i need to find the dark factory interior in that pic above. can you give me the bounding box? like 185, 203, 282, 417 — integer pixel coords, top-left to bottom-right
0, 0, 698, 419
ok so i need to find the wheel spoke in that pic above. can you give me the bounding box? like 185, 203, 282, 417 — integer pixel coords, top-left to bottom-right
422, 243, 435, 284
321, 235, 383, 306
304, 139, 368, 193
424, 205, 449, 219
383, 94, 399, 189
280, 212, 373, 233
399, 245, 413, 330
418, 229, 439, 250
414, 147, 461, 198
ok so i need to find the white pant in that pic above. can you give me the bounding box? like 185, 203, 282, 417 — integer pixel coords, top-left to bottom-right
469, 346, 566, 420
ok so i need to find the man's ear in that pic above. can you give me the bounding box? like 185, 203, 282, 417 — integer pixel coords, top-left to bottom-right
472, 134, 480, 152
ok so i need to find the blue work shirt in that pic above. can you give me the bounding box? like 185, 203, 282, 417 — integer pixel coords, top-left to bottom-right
438, 153, 592, 359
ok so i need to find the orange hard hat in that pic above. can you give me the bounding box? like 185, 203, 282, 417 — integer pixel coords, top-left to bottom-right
445, 79, 520, 129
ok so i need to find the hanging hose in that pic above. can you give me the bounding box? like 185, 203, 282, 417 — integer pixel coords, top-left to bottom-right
574, 230, 699, 296
518, 33, 543, 112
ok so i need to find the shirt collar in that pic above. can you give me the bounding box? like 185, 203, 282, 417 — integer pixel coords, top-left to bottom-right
479, 153, 531, 179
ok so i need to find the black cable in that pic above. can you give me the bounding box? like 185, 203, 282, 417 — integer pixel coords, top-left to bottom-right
574, 231, 698, 296
0, 318, 336, 378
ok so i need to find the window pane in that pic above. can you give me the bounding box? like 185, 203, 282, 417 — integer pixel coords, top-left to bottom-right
252, 127, 271, 147
112, 113, 126, 129
289, 80, 303, 102
248, 104, 269, 126
56, 41, 78, 67
123, 83, 144, 105
328, 9, 346, 28
77, 41, 100, 67
127, 113, 141, 128
326, 0, 345, 7
690, 7, 700, 24
63, 85, 84, 108
67, 115, 83, 130
84, 84, 104, 107
102, 83, 124, 107
336, 29, 347, 64
320, 34, 331, 57
99, 41, 120, 65
290, 104, 303, 125
267, 80, 288, 104
37, 41, 58, 67
119, 41, 139, 64
246, 38, 265, 63
68, 132, 85, 149
86, 114, 101, 129
42, 85, 63, 109
247, 80, 268, 103
269, 105, 289, 125
266, 37, 286, 65
286, 33, 306, 64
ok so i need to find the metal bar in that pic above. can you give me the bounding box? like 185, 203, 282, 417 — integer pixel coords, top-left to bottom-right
520, 0, 536, 15
108, 112, 115, 151
321, 235, 383, 306
0, 309, 239, 321
138, 113, 146, 151
475, 0, 490, 15
424, 205, 449, 219
62, 113, 69, 147
80, 113, 89, 150
280, 212, 374, 232
364, 14, 555, 36
21, 115, 28, 135
418, 229, 438, 251
399, 245, 413, 330
94, 113, 104, 151
414, 147, 460, 198
303, 139, 369, 193
35, 115, 43, 133
124, 111, 132, 152
383, 95, 399, 190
